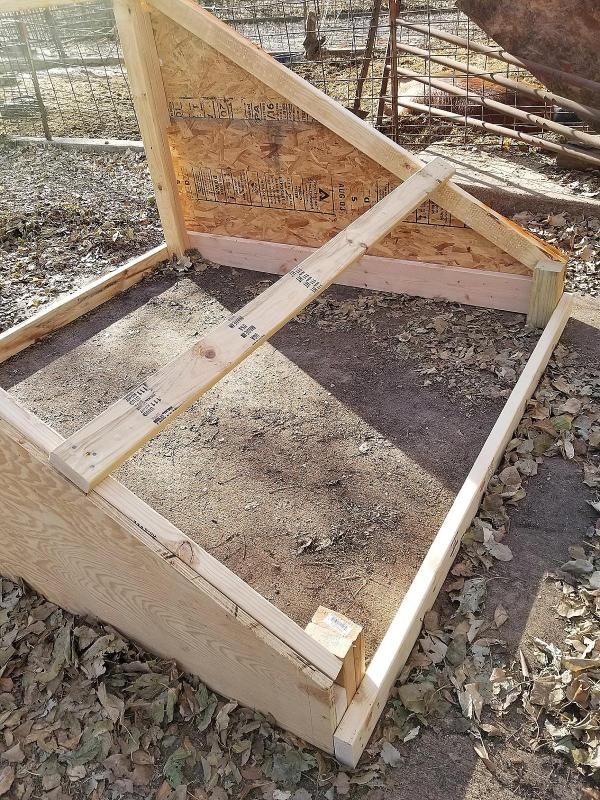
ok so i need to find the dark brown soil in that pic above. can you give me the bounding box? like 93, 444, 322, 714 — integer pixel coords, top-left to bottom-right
0, 263, 530, 655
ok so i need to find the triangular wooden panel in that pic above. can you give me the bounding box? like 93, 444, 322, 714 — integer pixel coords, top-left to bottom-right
151, 9, 529, 276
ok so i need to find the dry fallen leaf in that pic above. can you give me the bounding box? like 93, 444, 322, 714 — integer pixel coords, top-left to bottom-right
494, 604, 509, 628
0, 767, 14, 798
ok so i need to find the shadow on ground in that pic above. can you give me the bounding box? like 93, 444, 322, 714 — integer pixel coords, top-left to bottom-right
0, 270, 598, 798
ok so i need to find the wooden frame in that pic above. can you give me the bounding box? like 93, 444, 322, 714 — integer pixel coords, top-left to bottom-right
186, 233, 534, 315
1, 0, 567, 322
0, 0, 574, 768
334, 292, 573, 764
0, 390, 344, 752
0, 244, 169, 363
0, 267, 573, 763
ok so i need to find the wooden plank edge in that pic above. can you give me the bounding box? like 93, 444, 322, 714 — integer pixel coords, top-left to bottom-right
0, 0, 91, 10
306, 607, 365, 705
10, 136, 145, 152
147, 0, 565, 271
527, 260, 566, 328
332, 293, 574, 766
114, 0, 188, 256
0, 388, 343, 682
0, 243, 169, 364
188, 232, 533, 314
0, 415, 342, 751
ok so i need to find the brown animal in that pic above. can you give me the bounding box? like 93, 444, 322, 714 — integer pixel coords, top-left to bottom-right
303, 10, 366, 63
390, 72, 554, 130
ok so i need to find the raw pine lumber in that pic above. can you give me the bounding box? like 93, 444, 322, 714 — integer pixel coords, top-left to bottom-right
0, 244, 169, 364
527, 260, 565, 327
333, 293, 574, 767
113, 0, 187, 256
0, 388, 342, 683
0, 400, 341, 751
147, 0, 564, 273
306, 608, 365, 704
50, 157, 455, 492
188, 232, 533, 314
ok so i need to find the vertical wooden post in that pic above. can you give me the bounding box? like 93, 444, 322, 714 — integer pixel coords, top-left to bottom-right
113, 0, 187, 257
42, 8, 67, 60
375, 38, 392, 130
306, 607, 365, 704
527, 259, 565, 328
352, 0, 382, 114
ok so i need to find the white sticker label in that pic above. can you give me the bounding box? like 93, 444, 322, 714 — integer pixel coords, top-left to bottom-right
323, 612, 353, 637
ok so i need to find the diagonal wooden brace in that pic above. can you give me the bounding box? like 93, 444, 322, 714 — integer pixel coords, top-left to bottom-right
49, 157, 455, 492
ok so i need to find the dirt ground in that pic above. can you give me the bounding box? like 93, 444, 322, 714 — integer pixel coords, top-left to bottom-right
1, 144, 600, 800
0, 142, 162, 331
387, 294, 600, 800
1, 282, 598, 800
0, 263, 539, 653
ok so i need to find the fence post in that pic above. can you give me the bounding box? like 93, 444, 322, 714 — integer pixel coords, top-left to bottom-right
17, 20, 51, 141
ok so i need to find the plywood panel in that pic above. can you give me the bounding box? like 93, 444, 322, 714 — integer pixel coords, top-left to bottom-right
0, 417, 338, 752
151, 10, 528, 276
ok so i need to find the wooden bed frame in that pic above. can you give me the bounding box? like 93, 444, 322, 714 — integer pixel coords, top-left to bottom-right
0, 0, 573, 766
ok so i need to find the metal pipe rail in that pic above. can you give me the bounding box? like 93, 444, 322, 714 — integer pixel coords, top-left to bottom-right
395, 65, 600, 149
395, 40, 600, 125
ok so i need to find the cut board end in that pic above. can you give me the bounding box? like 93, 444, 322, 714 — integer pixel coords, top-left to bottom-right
49, 448, 96, 494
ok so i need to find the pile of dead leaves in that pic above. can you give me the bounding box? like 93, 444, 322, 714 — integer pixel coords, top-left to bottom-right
516, 209, 600, 297
298, 292, 539, 405
0, 143, 162, 333
389, 342, 600, 781
0, 576, 404, 800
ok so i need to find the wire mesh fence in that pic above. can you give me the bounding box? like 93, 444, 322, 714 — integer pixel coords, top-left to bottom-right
216, 0, 591, 149
0, 0, 136, 139
0, 0, 593, 154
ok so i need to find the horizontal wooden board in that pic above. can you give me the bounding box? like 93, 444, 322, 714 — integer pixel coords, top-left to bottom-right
150, 9, 529, 276
0, 0, 92, 9
334, 293, 574, 766
189, 232, 533, 313
0, 244, 169, 364
50, 160, 455, 491
0, 388, 342, 682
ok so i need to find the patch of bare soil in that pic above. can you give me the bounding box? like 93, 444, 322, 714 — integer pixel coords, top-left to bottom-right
381, 295, 600, 800
0, 141, 161, 332
0, 258, 538, 653
1, 293, 597, 800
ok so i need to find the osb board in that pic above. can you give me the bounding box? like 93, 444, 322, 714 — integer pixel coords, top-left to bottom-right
0, 417, 338, 752
151, 10, 528, 276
